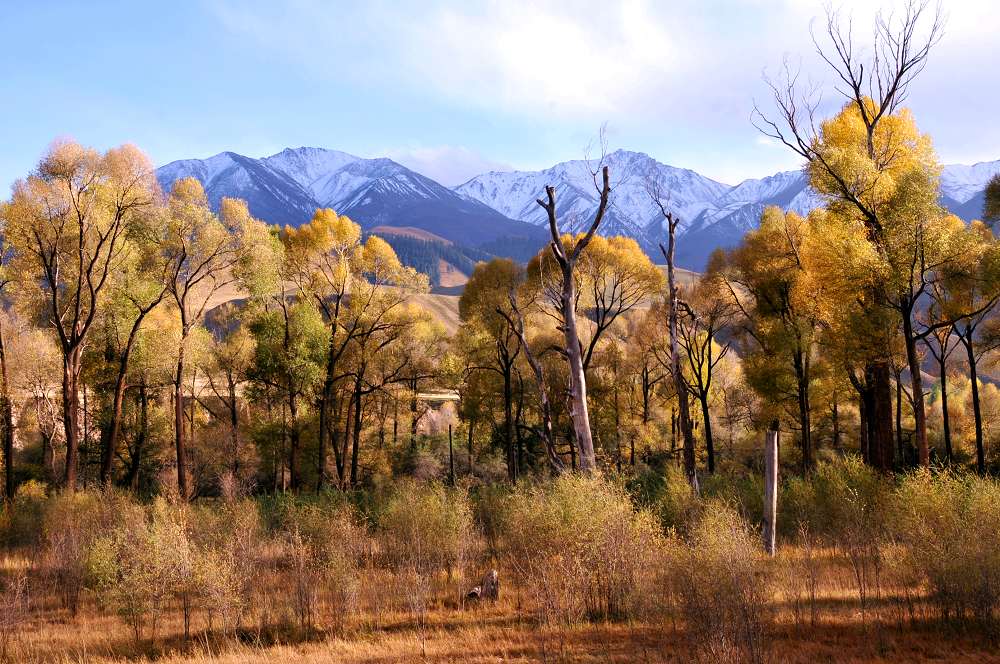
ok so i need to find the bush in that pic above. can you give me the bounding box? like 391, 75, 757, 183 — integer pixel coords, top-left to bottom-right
782, 457, 888, 621
0, 480, 48, 547
502, 475, 663, 623
648, 466, 702, 534
892, 471, 1000, 625
278, 502, 367, 632
666, 502, 772, 664
42, 489, 140, 615
88, 508, 173, 642
379, 481, 473, 578
781, 455, 887, 543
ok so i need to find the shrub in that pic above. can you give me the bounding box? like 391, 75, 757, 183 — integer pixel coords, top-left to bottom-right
278, 503, 367, 632
891, 470, 1000, 625
502, 475, 663, 623
666, 502, 772, 664
781, 456, 886, 543
0, 572, 30, 663
653, 466, 703, 534
782, 457, 888, 621
88, 510, 173, 642
42, 489, 140, 615
0, 480, 47, 547
379, 481, 474, 578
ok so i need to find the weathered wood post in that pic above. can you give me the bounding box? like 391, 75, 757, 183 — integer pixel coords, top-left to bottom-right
763, 420, 779, 556
448, 424, 455, 486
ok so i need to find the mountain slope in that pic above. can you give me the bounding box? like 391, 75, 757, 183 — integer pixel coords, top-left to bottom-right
455, 149, 730, 247
157, 148, 547, 250
157, 147, 999, 272
156, 151, 318, 224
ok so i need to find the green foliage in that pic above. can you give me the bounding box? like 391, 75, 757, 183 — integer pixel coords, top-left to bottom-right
0, 480, 47, 547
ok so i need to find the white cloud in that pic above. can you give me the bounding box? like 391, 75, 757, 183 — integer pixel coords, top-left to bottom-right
208, 0, 1000, 180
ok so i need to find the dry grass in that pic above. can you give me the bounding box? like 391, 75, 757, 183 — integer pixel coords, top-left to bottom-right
4, 547, 1000, 664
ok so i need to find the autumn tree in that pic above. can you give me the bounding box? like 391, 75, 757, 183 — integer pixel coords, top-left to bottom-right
279, 211, 427, 488
97, 216, 173, 485
754, 0, 944, 470
722, 208, 823, 472
459, 259, 523, 481
935, 223, 1000, 473
985, 174, 1000, 225
200, 303, 255, 481
2, 141, 157, 490
0, 230, 13, 502
675, 270, 736, 473
160, 180, 243, 498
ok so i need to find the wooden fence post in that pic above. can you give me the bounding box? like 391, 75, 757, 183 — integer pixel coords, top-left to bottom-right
448, 424, 455, 486
763, 421, 779, 556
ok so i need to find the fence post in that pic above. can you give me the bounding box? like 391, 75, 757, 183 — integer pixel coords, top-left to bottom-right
763, 421, 779, 556
448, 424, 455, 486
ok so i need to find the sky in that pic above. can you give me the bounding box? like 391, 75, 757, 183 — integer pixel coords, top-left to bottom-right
1, 0, 997, 192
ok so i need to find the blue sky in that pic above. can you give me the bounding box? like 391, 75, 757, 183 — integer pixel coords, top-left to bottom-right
1, 0, 997, 192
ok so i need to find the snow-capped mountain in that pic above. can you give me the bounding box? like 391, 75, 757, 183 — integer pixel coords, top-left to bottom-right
939, 160, 1000, 222
156, 151, 318, 224
157, 147, 999, 272
455, 150, 730, 246
157, 148, 546, 249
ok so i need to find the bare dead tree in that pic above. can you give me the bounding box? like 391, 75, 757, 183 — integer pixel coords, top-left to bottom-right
533, 135, 613, 473
647, 177, 699, 492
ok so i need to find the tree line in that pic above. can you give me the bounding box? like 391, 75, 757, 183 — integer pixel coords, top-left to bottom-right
1, 1, 1000, 504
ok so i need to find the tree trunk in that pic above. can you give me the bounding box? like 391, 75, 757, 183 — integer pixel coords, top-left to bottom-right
962, 334, 985, 474
331, 393, 344, 484
225, 378, 238, 478
560, 265, 596, 472
126, 380, 149, 491
350, 368, 364, 487
467, 420, 474, 475
666, 233, 698, 492
793, 350, 813, 473
503, 367, 516, 483
410, 378, 418, 448
831, 395, 841, 453
895, 371, 904, 465
902, 314, 929, 467
699, 394, 715, 474
763, 424, 779, 556
287, 389, 300, 491
868, 362, 895, 473
0, 320, 14, 503
939, 354, 952, 464
173, 331, 189, 499
339, 394, 353, 487
62, 345, 83, 492
316, 322, 339, 492
641, 366, 651, 425
858, 390, 870, 463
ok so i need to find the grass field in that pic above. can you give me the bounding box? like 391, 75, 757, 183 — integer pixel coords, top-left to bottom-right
4, 545, 999, 664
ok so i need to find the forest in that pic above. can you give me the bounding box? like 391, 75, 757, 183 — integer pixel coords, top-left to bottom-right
2, 2, 1000, 663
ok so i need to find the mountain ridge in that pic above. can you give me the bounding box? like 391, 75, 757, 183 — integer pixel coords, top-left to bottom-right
157, 147, 1000, 270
